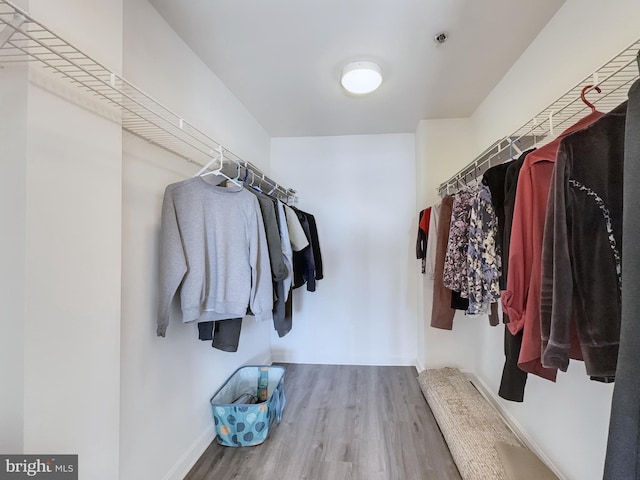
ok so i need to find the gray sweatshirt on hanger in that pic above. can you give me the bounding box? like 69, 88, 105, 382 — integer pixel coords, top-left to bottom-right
157, 177, 273, 336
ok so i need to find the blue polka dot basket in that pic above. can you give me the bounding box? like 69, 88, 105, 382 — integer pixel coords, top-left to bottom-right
210, 365, 286, 447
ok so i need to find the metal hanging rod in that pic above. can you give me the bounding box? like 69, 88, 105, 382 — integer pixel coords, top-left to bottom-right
0, 0, 297, 203
438, 37, 640, 197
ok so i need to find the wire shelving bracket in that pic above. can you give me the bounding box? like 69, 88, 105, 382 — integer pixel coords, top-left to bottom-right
0, 0, 296, 202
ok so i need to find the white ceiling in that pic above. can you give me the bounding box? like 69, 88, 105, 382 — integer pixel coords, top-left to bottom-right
149, 0, 565, 137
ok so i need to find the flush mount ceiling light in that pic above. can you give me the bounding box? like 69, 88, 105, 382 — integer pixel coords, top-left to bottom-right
340, 61, 383, 95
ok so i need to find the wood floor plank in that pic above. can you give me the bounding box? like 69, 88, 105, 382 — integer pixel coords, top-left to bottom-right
184, 363, 461, 480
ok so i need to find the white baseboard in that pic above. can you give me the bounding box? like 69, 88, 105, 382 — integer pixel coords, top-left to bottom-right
161, 353, 273, 480
464, 372, 567, 480
161, 426, 216, 480
270, 352, 416, 367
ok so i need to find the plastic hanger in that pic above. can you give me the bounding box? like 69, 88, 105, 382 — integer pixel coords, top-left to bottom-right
199, 147, 242, 187
580, 85, 602, 112
232, 162, 242, 183
199, 146, 226, 178
509, 138, 522, 159
249, 171, 262, 193
194, 149, 220, 177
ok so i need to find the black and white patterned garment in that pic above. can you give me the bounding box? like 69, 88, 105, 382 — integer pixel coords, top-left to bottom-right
467, 183, 502, 315
443, 185, 478, 297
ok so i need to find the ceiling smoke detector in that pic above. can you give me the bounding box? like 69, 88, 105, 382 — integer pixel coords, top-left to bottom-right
434, 32, 448, 45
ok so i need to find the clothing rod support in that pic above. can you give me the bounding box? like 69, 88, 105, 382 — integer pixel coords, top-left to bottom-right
0, 0, 297, 202
0, 14, 25, 48
437, 39, 640, 197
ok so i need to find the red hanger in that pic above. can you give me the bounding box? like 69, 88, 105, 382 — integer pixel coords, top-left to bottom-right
581, 85, 602, 112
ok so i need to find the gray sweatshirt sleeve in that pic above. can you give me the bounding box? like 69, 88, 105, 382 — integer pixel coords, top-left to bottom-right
248, 197, 274, 322
157, 186, 188, 337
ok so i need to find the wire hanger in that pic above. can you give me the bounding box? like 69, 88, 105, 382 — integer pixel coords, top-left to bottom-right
580, 85, 602, 112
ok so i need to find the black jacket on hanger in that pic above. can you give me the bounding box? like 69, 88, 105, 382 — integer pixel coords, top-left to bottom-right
492, 149, 535, 403
292, 208, 323, 292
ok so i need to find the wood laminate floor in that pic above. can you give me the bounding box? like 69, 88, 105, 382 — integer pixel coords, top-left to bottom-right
185, 363, 461, 480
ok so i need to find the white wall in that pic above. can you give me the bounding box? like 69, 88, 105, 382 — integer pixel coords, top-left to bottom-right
1, 1, 274, 478
471, 0, 640, 149
270, 134, 418, 366
415, 118, 489, 372
120, 2, 273, 480
0, 65, 27, 454
3, 0, 635, 478
418, 1, 640, 478
11, 1, 124, 479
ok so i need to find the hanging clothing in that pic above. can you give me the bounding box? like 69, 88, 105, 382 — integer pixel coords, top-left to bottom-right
495, 149, 534, 402
197, 318, 243, 352
450, 290, 469, 311
157, 178, 273, 337
430, 195, 456, 329
502, 110, 603, 381
604, 79, 640, 480
466, 183, 501, 315
425, 202, 441, 279
273, 280, 292, 337
284, 204, 309, 251
304, 210, 324, 280
249, 190, 289, 282
482, 159, 516, 290
248, 191, 294, 337
443, 185, 478, 297
292, 208, 318, 292
540, 102, 626, 377
276, 200, 294, 301
502, 151, 531, 303
416, 207, 432, 274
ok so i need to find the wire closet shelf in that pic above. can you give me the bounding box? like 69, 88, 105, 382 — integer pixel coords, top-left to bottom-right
0, 0, 296, 202
438, 38, 640, 197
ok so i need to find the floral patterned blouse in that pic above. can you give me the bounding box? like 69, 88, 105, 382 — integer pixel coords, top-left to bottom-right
467, 183, 501, 314
443, 185, 478, 296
